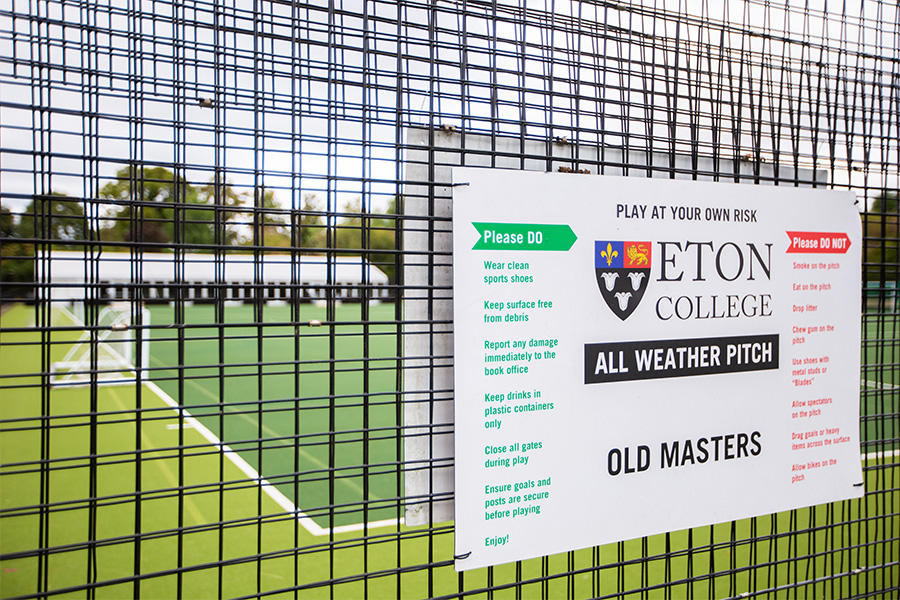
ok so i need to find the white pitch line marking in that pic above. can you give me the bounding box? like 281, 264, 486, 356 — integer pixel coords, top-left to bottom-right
862, 379, 899, 391
146, 381, 404, 537
52, 305, 401, 537
166, 422, 194, 430
862, 449, 900, 461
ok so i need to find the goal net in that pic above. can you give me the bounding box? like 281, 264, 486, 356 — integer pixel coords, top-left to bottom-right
51, 303, 150, 387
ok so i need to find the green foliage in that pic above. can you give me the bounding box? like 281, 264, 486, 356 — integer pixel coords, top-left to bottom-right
298, 194, 327, 249
870, 191, 899, 214
0, 241, 33, 298
251, 189, 291, 248
0, 175, 399, 296
0, 206, 15, 239
863, 191, 899, 282
261, 193, 396, 281
17, 194, 90, 244
100, 166, 238, 247
332, 197, 398, 282
239, 190, 325, 249
1, 195, 90, 299
1, 207, 32, 298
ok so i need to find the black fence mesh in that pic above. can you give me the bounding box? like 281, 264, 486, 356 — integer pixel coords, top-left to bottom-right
1, 1, 898, 598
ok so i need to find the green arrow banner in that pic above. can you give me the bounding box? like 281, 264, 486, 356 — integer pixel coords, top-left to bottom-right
471, 222, 577, 251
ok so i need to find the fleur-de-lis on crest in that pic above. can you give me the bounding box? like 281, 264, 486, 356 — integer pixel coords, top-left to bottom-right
601, 242, 618, 266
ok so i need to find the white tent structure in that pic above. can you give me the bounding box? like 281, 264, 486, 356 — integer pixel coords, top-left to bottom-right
37, 251, 391, 304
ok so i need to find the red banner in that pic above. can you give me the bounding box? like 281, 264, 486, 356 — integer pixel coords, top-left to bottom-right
785, 231, 851, 254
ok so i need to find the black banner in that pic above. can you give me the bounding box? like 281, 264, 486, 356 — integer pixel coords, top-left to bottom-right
584, 334, 779, 384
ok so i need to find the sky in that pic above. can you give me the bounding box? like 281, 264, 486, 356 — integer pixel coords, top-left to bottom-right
1, 0, 898, 215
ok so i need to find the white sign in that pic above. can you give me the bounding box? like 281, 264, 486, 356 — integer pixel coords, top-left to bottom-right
452, 168, 864, 571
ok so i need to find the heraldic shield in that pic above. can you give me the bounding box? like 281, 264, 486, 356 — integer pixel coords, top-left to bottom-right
594, 241, 652, 320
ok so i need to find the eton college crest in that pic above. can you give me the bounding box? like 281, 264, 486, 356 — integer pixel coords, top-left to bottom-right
594, 241, 652, 320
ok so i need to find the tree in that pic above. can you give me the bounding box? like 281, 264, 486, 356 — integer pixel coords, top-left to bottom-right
0, 206, 32, 299
1, 194, 91, 299
297, 194, 327, 249
333, 197, 398, 283
0, 206, 15, 239
863, 192, 899, 283
197, 177, 247, 247
100, 166, 236, 247
870, 192, 899, 215
245, 189, 293, 249
229, 191, 326, 249
17, 194, 91, 244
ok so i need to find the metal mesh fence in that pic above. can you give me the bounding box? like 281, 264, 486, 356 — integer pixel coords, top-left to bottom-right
0, 0, 897, 598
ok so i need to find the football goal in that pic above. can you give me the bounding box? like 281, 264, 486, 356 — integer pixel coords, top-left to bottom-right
51, 302, 150, 387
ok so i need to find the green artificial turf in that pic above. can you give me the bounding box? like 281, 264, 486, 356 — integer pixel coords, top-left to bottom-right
146, 302, 401, 530
1, 304, 897, 599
